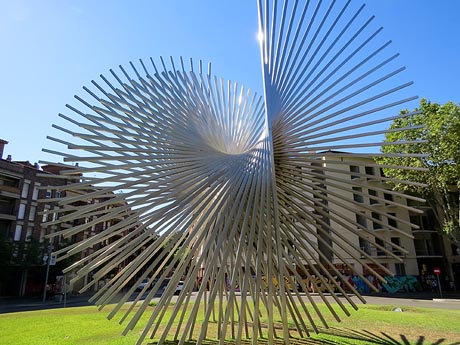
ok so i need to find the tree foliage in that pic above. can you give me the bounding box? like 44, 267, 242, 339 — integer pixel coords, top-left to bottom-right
378, 99, 460, 245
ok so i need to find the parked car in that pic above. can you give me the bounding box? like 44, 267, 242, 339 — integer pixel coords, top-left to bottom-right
174, 281, 184, 295
136, 278, 149, 292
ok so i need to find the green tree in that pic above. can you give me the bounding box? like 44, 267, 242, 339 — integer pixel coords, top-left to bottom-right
378, 99, 460, 247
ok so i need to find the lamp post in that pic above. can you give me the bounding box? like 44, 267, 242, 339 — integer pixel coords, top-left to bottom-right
42, 242, 53, 302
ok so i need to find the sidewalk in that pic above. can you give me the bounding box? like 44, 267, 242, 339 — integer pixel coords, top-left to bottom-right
0, 293, 94, 314
0, 288, 165, 314
366, 290, 460, 301
2, 290, 460, 314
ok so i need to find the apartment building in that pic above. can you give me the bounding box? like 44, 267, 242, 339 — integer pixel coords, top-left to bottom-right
316, 151, 458, 290
0, 140, 133, 296
195, 150, 458, 292
0, 140, 71, 296
317, 152, 418, 274
408, 199, 459, 290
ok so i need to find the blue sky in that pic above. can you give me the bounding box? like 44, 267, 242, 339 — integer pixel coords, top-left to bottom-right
1, 0, 459, 163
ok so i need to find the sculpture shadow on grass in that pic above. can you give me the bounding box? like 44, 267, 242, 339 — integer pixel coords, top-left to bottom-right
318, 327, 460, 345
148, 328, 460, 345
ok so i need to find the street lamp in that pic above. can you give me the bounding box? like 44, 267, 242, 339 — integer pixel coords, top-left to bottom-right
42, 241, 53, 302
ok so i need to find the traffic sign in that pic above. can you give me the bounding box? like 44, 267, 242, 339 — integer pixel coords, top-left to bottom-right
433, 267, 441, 275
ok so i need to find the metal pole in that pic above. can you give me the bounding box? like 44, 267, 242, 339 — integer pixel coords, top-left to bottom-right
63, 273, 67, 308
437, 275, 443, 299
42, 243, 51, 303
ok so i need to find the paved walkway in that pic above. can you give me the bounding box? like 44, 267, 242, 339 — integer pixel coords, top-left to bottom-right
354, 293, 460, 310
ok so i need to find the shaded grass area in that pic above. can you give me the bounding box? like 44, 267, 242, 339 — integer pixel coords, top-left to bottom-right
307, 304, 460, 345
1, 303, 459, 345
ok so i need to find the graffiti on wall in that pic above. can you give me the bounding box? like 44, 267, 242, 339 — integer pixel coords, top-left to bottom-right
285, 275, 422, 294
381, 275, 421, 293
256, 275, 423, 294
342, 275, 422, 294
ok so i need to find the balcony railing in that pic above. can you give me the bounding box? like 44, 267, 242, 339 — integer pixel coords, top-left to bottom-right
415, 249, 442, 257
0, 184, 20, 196
360, 246, 403, 258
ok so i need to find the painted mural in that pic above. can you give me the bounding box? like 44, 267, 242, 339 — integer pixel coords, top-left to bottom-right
293, 275, 423, 294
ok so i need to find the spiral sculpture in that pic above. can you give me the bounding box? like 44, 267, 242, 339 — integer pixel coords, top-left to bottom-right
42, 1, 422, 344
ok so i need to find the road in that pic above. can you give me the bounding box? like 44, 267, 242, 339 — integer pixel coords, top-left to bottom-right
2, 291, 459, 314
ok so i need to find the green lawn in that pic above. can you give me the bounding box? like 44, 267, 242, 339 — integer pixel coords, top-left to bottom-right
1, 303, 459, 345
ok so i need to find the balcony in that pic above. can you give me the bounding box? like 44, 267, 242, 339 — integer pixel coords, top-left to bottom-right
0, 200, 16, 220
360, 246, 403, 258
415, 249, 443, 258
0, 213, 16, 221
0, 184, 20, 198
412, 229, 438, 234
414, 234, 442, 258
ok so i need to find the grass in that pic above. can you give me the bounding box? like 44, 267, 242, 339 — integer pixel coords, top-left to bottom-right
1, 303, 460, 345
308, 305, 460, 344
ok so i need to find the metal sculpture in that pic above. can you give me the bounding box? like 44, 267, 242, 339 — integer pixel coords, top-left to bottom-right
42, 1, 423, 344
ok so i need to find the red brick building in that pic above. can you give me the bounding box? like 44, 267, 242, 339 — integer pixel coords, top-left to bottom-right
0, 140, 133, 297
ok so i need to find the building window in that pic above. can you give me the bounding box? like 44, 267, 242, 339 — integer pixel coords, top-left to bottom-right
375, 238, 385, 256
32, 183, 40, 200
395, 263, 406, 276
372, 212, 382, 230
369, 189, 378, 204
350, 165, 360, 179
18, 203, 26, 219
21, 180, 30, 198
42, 210, 48, 223
353, 187, 363, 203
14, 225, 22, 241
28, 205, 36, 221
365, 166, 374, 176
410, 210, 436, 230
359, 237, 371, 255
0, 196, 14, 216
388, 213, 397, 228
45, 189, 52, 198
52, 207, 59, 222
25, 227, 33, 241
391, 237, 401, 255
384, 192, 393, 202
39, 228, 46, 243
356, 213, 367, 228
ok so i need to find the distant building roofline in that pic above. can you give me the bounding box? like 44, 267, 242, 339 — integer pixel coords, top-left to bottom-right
318, 150, 352, 154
